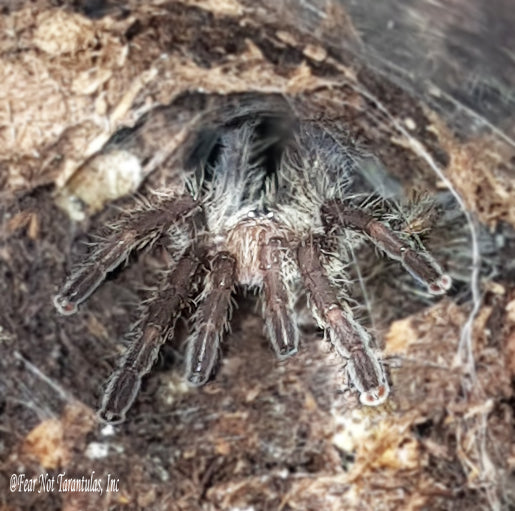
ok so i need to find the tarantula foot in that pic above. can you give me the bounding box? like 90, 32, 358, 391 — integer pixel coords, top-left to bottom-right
186, 366, 212, 387
359, 384, 390, 407
99, 370, 141, 424
98, 408, 125, 425
346, 348, 390, 407
186, 335, 221, 386
53, 293, 78, 316
428, 274, 452, 295
267, 315, 299, 360
277, 343, 298, 359
186, 339, 220, 387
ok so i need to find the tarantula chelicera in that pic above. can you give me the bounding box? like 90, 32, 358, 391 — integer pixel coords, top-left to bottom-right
54, 92, 451, 423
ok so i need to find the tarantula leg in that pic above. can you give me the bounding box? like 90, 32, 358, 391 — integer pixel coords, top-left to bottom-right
54, 195, 197, 315
259, 233, 299, 358
99, 253, 200, 423
297, 238, 389, 406
321, 200, 452, 295
186, 251, 236, 386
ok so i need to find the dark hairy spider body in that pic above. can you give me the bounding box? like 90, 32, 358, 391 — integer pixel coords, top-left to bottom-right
54, 92, 451, 423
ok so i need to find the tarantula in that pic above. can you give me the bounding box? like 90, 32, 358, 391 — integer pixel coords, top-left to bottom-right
54, 92, 451, 423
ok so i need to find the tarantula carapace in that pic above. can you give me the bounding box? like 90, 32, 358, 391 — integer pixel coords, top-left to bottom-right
54, 92, 451, 423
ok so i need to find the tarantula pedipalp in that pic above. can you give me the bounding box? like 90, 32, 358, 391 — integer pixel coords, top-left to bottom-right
54, 92, 451, 423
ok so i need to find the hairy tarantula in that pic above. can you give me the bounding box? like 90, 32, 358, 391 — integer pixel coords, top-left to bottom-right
54, 92, 452, 423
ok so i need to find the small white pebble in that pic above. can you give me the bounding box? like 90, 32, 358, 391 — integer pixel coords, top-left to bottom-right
85, 442, 109, 460
101, 424, 116, 436
404, 117, 416, 130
